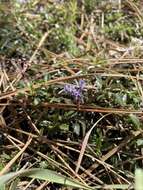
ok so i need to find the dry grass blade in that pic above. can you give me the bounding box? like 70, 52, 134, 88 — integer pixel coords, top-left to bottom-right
75, 114, 110, 174
40, 102, 143, 114
0, 137, 32, 176
35, 181, 49, 190
52, 145, 87, 186
125, 0, 143, 25
80, 130, 142, 178
29, 32, 49, 65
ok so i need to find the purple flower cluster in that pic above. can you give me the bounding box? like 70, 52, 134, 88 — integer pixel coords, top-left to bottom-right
64, 79, 85, 102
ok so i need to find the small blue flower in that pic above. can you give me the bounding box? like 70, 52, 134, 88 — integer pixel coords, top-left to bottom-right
64, 79, 85, 102
64, 84, 75, 94
73, 89, 82, 101
78, 79, 85, 90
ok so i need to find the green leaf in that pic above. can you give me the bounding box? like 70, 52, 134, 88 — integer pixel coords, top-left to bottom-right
93, 184, 130, 189
73, 123, 80, 136
115, 93, 127, 106
59, 124, 69, 131
0, 184, 5, 190
135, 169, 143, 190
129, 114, 141, 129
137, 139, 143, 146
0, 168, 91, 190
33, 98, 40, 105
9, 178, 19, 190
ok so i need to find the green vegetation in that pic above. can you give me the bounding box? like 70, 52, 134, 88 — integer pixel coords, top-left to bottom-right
0, 0, 143, 189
